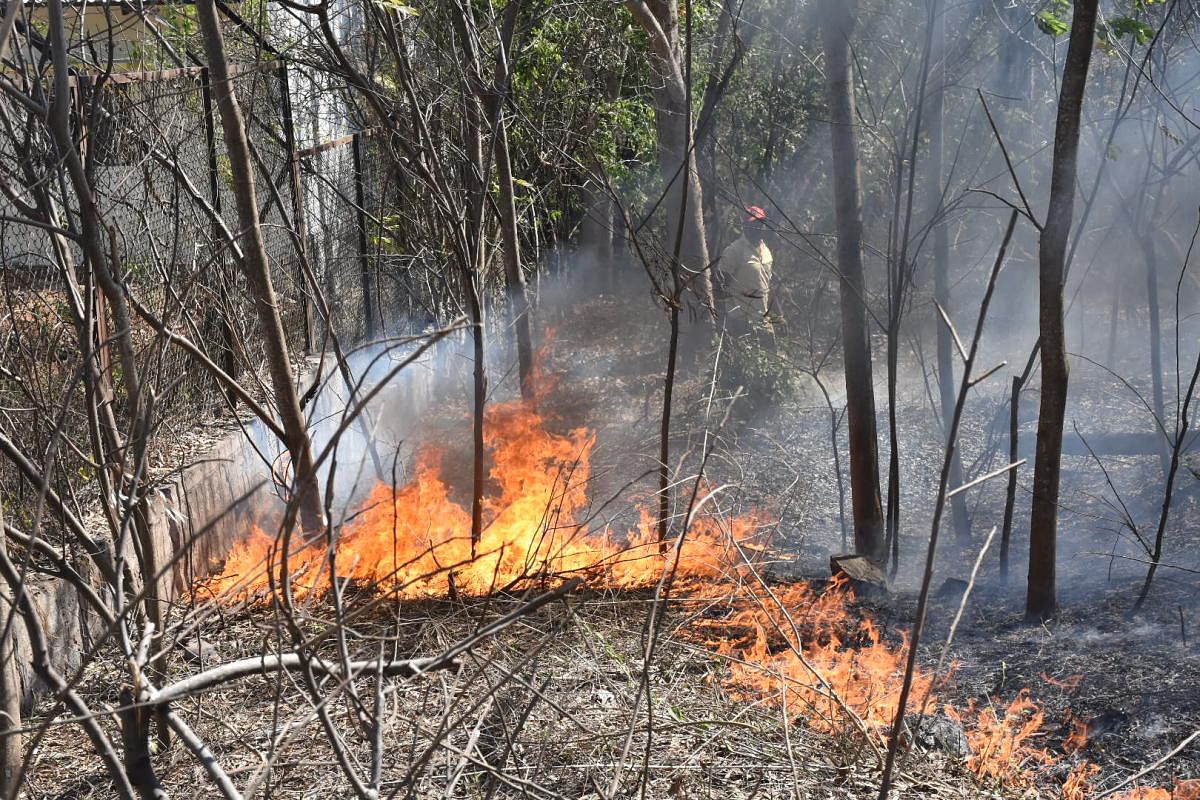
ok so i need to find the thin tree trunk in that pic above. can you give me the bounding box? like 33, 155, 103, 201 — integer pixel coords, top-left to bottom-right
488, 2, 535, 398
1143, 233, 1169, 475
822, 0, 885, 562
926, 0, 971, 544
47, 0, 170, 698
1133, 213, 1200, 611
1000, 374, 1021, 582
1027, 0, 1098, 621
457, 84, 490, 554
195, 0, 324, 535
0, 502, 22, 800
494, 124, 534, 398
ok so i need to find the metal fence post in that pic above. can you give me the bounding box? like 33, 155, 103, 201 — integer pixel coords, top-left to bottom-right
199, 67, 241, 397
276, 62, 315, 353
351, 131, 377, 340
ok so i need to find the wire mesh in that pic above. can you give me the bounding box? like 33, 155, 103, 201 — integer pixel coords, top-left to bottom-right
0, 51, 435, 536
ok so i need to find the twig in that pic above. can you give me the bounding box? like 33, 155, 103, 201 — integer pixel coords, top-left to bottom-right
1093, 729, 1200, 799
153, 579, 579, 704
877, 210, 1018, 799
947, 460, 1026, 498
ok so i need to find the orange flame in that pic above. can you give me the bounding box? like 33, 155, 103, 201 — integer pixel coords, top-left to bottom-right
211, 385, 763, 600
1064, 711, 1090, 754
1111, 782, 1200, 800
1043, 672, 1085, 692
701, 576, 936, 733
1064, 763, 1102, 800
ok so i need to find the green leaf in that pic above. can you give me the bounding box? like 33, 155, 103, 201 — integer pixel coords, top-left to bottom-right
1109, 15, 1154, 45
1036, 9, 1069, 36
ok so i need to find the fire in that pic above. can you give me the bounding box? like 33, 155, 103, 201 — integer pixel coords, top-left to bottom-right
1043, 672, 1085, 692
698, 576, 935, 733
1064, 711, 1090, 753
207, 365, 1184, 800
955, 691, 1051, 783
1110, 782, 1200, 799
211, 386, 761, 600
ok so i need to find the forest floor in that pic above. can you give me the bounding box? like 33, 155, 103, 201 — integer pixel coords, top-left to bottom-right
21, 270, 1200, 798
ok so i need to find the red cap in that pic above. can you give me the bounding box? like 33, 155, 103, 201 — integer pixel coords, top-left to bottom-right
745, 205, 767, 222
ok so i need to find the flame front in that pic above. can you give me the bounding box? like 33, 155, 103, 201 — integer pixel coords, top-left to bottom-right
211, 392, 754, 600
207, 382, 1187, 799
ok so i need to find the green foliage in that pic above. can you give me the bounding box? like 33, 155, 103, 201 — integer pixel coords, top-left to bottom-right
724, 336, 793, 411
1100, 15, 1155, 46
1035, 0, 1071, 36
1036, 0, 1156, 51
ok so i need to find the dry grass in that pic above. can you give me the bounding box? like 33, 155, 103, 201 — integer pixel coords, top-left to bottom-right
19, 581, 1040, 800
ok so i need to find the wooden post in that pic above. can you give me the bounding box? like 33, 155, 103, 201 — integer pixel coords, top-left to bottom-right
352, 131, 378, 340
276, 63, 315, 353
200, 67, 241, 398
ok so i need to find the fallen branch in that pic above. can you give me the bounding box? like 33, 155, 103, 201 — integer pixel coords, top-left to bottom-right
1093, 729, 1200, 799
153, 578, 580, 705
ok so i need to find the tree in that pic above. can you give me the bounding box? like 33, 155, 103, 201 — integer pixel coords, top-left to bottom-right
195, 0, 325, 536
1027, 0, 1099, 621
821, 0, 885, 562
925, 0, 971, 545
452, 0, 536, 398
0, 502, 21, 800
626, 0, 714, 309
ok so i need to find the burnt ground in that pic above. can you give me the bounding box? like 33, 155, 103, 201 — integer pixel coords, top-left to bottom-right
533, 271, 1200, 792
20, 270, 1200, 798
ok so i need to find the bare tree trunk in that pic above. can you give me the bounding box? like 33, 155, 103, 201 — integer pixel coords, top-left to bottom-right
1143, 233, 1169, 474
1027, 0, 1098, 621
195, 0, 324, 534
490, 27, 535, 399
1133, 212, 1200, 611
821, 0, 885, 562
0, 502, 22, 800
926, 0, 971, 544
46, 0, 172, 697
462, 87, 490, 554
626, 0, 713, 310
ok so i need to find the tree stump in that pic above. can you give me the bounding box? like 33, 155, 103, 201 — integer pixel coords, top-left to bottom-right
830, 554, 889, 599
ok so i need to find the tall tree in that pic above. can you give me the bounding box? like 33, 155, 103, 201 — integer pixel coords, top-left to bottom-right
821, 0, 885, 562
626, 0, 714, 308
925, 0, 971, 543
1027, 0, 1098, 620
453, 0, 535, 398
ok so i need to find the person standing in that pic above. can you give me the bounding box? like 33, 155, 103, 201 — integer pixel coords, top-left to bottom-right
717, 205, 774, 336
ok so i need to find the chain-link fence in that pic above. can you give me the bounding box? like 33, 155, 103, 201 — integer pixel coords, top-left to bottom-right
0, 54, 420, 533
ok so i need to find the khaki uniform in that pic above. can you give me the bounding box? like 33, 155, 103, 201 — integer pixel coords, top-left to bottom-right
718, 235, 773, 329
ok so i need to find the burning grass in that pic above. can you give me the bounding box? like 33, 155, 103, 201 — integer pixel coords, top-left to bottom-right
197, 374, 1191, 798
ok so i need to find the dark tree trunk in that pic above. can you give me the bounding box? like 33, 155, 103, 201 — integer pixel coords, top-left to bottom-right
821, 0, 885, 562
487, 2, 535, 398
1027, 0, 1098, 621
0, 502, 22, 800
494, 118, 535, 398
